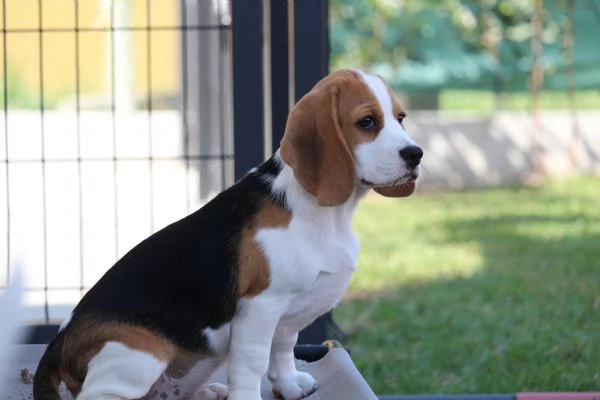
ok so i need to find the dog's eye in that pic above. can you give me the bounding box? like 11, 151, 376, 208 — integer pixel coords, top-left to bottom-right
358, 117, 375, 130
397, 114, 405, 124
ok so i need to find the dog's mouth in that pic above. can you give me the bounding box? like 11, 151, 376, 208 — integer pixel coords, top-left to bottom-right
359, 170, 419, 188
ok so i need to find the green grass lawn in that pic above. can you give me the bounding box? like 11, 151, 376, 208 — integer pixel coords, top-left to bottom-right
439, 90, 600, 114
335, 175, 600, 394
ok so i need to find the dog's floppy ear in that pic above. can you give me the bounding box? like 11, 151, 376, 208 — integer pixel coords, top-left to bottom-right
280, 84, 355, 206
374, 182, 416, 198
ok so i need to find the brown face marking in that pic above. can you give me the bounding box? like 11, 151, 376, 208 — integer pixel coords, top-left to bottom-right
387, 90, 407, 130
376, 73, 407, 123
313, 69, 387, 153
336, 74, 384, 151
237, 199, 291, 298
333, 70, 408, 156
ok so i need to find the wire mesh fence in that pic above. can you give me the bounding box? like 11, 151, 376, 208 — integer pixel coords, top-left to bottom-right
0, 0, 234, 324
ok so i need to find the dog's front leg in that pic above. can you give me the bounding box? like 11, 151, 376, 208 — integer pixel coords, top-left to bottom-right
227, 296, 286, 400
267, 328, 317, 400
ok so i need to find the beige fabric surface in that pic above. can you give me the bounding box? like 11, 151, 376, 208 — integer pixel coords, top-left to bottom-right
2, 345, 378, 400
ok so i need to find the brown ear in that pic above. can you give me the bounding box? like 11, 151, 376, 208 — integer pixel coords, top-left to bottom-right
374, 182, 416, 198
280, 86, 355, 206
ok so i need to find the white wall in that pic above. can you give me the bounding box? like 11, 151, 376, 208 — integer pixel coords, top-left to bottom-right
407, 111, 600, 190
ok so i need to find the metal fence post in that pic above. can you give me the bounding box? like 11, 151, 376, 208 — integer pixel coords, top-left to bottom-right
293, 0, 329, 102
269, 0, 290, 150
182, 0, 231, 201
232, 0, 265, 181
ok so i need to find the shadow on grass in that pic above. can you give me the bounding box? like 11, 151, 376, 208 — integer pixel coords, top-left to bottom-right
336, 202, 600, 394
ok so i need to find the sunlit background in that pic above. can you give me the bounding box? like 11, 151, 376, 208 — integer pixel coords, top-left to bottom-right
1, 0, 599, 395
330, 0, 600, 393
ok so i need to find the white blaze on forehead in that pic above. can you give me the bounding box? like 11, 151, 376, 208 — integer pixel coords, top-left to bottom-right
352, 69, 394, 116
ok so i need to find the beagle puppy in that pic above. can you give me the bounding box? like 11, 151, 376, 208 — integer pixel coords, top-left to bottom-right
33, 68, 423, 400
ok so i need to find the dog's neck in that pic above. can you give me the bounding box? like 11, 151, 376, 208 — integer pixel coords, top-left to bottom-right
266, 150, 368, 221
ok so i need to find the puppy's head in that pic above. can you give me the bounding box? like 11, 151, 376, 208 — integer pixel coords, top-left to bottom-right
280, 68, 423, 206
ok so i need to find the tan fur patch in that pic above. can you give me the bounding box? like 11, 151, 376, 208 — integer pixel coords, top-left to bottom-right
166, 348, 206, 379
59, 321, 178, 391
388, 89, 407, 124
255, 201, 292, 228
61, 372, 82, 397
380, 75, 407, 122
237, 200, 291, 298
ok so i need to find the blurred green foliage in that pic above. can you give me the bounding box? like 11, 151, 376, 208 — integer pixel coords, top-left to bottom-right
0, 61, 66, 109
331, 0, 552, 69
330, 0, 600, 92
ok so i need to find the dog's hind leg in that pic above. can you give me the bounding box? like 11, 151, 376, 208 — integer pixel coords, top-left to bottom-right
142, 353, 227, 400
76, 341, 169, 400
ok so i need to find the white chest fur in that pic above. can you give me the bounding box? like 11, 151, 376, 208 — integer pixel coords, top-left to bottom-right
255, 202, 360, 332
244, 157, 367, 336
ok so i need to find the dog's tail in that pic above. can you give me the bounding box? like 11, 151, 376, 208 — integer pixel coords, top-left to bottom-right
32, 336, 63, 400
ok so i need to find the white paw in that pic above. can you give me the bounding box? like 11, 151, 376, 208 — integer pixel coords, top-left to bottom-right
270, 371, 317, 400
192, 382, 229, 400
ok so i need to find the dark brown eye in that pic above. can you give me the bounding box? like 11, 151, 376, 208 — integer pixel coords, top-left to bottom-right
358, 117, 375, 130
397, 115, 405, 124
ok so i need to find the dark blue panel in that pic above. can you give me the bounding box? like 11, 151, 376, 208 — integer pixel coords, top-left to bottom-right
270, 0, 289, 151
232, 0, 264, 180
294, 0, 329, 100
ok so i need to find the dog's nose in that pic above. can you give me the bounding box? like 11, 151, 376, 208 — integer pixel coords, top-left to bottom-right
399, 145, 423, 168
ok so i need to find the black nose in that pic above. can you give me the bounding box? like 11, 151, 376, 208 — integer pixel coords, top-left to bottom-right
399, 145, 423, 168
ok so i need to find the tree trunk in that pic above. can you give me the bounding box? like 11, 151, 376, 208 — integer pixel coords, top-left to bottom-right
564, 0, 579, 171
530, 0, 545, 176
